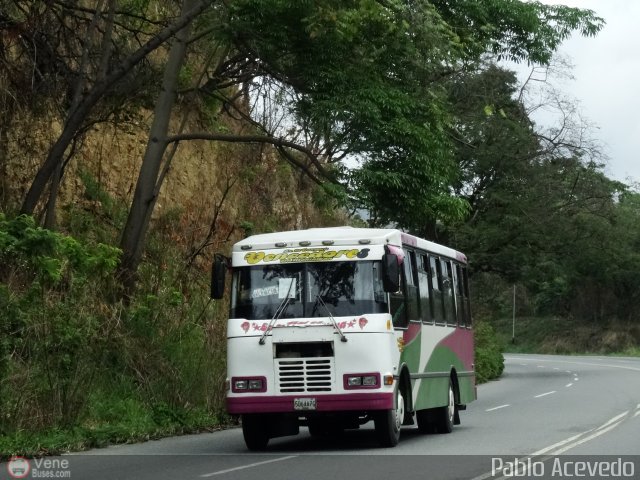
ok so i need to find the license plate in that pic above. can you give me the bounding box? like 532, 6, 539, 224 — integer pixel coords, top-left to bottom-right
293, 398, 316, 410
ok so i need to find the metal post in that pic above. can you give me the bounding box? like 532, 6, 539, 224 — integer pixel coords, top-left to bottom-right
512, 284, 516, 344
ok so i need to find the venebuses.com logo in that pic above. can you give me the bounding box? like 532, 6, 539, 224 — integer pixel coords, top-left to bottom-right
6, 456, 71, 478
6, 457, 30, 479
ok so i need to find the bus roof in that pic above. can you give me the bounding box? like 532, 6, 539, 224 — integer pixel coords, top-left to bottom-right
233, 227, 467, 263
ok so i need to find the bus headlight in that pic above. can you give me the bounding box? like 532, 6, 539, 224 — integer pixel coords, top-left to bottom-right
362, 375, 377, 386
347, 376, 363, 387
344, 373, 380, 389
234, 380, 248, 390
248, 379, 264, 390
231, 377, 266, 393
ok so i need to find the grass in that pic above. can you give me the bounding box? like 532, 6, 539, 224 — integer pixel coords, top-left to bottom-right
0, 211, 231, 459
489, 316, 640, 356
0, 394, 232, 458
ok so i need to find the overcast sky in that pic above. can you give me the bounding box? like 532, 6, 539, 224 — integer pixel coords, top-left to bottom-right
523, 0, 640, 185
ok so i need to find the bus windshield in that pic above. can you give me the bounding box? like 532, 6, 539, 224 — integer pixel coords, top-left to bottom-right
230, 260, 387, 320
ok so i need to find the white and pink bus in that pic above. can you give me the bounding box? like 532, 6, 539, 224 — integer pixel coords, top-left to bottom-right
211, 227, 476, 450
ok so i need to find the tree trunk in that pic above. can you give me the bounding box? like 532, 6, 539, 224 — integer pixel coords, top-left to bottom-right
0, 101, 13, 209
43, 1, 106, 230
118, 0, 196, 294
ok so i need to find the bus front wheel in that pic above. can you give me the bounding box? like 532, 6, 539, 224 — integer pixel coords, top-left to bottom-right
241, 414, 269, 451
374, 388, 404, 447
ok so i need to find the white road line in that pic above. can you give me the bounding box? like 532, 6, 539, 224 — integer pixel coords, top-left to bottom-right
634, 411, 640, 418
565, 370, 572, 374
553, 368, 560, 371
471, 410, 634, 480
200, 456, 298, 477
472, 412, 630, 480
596, 411, 629, 431
553, 421, 624, 454
532, 411, 629, 456
534, 391, 556, 398
636, 403, 640, 410
506, 356, 640, 373
520, 363, 528, 366
565, 383, 573, 388
532, 433, 586, 456
486, 404, 510, 412
537, 365, 545, 368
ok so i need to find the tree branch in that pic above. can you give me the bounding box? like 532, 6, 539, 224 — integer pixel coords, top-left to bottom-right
164, 132, 331, 184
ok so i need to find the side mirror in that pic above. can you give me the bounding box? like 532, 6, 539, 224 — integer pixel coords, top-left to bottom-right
211, 255, 227, 299
382, 253, 400, 292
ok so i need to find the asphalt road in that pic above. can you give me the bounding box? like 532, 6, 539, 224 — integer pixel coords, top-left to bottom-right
3, 354, 640, 480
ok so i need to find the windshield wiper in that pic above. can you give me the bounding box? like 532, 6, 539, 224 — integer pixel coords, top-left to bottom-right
259, 279, 295, 345
315, 294, 348, 343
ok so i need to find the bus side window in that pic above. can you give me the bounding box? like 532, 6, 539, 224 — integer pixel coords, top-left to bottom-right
453, 264, 465, 327
404, 249, 420, 322
372, 262, 387, 305
390, 262, 408, 329
441, 259, 456, 326
418, 255, 432, 324
462, 266, 472, 327
430, 256, 444, 325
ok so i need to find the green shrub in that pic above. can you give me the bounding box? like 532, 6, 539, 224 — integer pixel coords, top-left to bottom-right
0, 214, 122, 433
0, 212, 229, 456
474, 321, 505, 383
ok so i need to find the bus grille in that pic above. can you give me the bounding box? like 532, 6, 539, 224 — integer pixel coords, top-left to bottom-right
276, 358, 334, 393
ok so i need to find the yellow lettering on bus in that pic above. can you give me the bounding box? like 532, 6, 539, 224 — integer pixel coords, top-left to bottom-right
246, 248, 367, 264
245, 252, 265, 264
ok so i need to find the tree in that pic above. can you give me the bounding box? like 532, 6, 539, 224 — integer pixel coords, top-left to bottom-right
118, 0, 198, 291
18, 0, 214, 218
347, 0, 603, 231
438, 63, 638, 320
12, 0, 603, 291
117, 0, 467, 288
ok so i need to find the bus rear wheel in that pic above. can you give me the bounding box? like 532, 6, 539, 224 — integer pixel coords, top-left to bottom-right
416, 409, 436, 434
434, 382, 455, 434
416, 381, 456, 434
241, 414, 269, 451
374, 388, 404, 447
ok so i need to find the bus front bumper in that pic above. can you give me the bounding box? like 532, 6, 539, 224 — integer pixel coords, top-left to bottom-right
227, 392, 393, 414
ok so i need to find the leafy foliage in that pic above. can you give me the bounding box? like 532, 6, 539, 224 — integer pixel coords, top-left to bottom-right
431, 0, 603, 64
439, 64, 640, 325
0, 213, 228, 454
222, 0, 603, 233
0, 214, 120, 284
0, 0, 620, 454
474, 321, 505, 383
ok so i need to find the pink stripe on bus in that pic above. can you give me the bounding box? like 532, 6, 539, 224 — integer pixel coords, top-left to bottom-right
440, 328, 475, 368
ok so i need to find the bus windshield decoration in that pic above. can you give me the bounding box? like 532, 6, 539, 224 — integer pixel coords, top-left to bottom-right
278, 278, 297, 299
216, 227, 476, 451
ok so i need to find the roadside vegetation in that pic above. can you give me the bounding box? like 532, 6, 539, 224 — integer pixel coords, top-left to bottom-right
3, 0, 638, 457
474, 322, 505, 383
490, 316, 640, 356
0, 212, 230, 457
